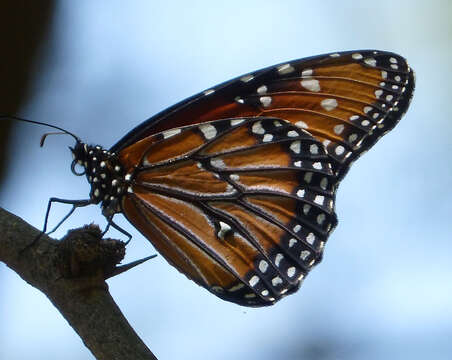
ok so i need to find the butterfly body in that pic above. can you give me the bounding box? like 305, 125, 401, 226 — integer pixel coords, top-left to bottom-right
46, 50, 414, 306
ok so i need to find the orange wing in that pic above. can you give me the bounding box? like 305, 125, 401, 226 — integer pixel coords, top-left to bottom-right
112, 50, 414, 306
120, 117, 337, 306
112, 50, 415, 181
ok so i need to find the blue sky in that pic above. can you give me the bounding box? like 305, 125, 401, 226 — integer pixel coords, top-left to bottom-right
1, 1, 451, 359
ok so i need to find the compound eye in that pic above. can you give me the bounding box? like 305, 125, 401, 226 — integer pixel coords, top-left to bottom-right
71, 159, 86, 176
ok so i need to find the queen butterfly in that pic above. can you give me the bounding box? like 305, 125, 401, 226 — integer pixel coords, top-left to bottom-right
14, 50, 414, 307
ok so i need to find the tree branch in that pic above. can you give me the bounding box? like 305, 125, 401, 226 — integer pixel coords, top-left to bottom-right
0, 207, 158, 360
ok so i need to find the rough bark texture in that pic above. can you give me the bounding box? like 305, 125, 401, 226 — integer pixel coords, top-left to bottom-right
0, 207, 158, 360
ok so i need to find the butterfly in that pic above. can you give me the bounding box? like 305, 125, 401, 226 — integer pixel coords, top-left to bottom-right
22, 50, 415, 306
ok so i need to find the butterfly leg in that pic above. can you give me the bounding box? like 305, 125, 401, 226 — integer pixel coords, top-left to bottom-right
21, 198, 93, 254
44, 198, 93, 235
102, 216, 133, 244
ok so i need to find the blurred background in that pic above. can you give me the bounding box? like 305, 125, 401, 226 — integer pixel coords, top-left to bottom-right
1, 1, 451, 359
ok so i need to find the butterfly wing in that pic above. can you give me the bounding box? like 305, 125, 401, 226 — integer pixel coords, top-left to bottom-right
112, 50, 414, 306
119, 117, 337, 306
112, 50, 415, 181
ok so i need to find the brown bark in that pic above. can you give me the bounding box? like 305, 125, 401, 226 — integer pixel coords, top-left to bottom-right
0, 207, 158, 360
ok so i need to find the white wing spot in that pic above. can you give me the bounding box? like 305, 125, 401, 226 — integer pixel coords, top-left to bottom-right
203, 89, 215, 96
375, 89, 383, 98
210, 158, 226, 168
303, 204, 311, 215
228, 283, 245, 292
329, 53, 340, 57
230, 174, 240, 181
364, 58, 377, 67
350, 115, 359, 121
287, 267, 296, 278
304, 172, 313, 183
295, 121, 309, 129
211, 286, 224, 293
317, 213, 326, 225
252, 121, 265, 134
389, 57, 398, 63
287, 130, 298, 137
257, 85, 268, 94
162, 128, 182, 139
272, 276, 283, 286
217, 221, 232, 240
273, 120, 282, 127
335, 145, 345, 155
320, 177, 328, 190
363, 106, 372, 113
260, 96, 272, 107
293, 224, 301, 232
361, 120, 370, 126
333, 124, 344, 134
261, 290, 269, 296
314, 195, 325, 205
241, 74, 254, 82
259, 260, 269, 273
321, 98, 338, 111
301, 79, 321, 92
381, 71, 388, 79
277, 63, 295, 74
309, 144, 319, 154
230, 118, 245, 126
249, 275, 260, 287
313, 162, 322, 170
199, 124, 217, 139
352, 53, 363, 60
289, 238, 297, 248
301, 68, 313, 77
306, 232, 315, 244
263, 133, 273, 142
386, 94, 394, 101
294, 160, 302, 167
275, 253, 284, 267
297, 189, 305, 198
290, 141, 301, 154
300, 250, 310, 260
349, 133, 358, 142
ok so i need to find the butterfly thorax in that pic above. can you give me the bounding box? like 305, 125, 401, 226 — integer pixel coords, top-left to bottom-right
70, 141, 129, 217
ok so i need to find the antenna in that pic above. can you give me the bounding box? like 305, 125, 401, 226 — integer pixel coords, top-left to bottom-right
1, 114, 80, 142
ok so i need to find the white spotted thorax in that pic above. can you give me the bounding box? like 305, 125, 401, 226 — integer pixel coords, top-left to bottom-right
70, 141, 131, 217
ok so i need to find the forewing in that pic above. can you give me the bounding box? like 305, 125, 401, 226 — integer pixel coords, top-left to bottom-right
112, 50, 415, 180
